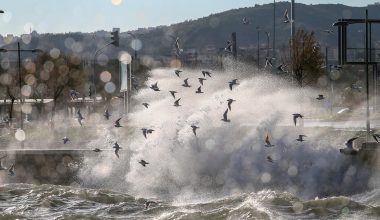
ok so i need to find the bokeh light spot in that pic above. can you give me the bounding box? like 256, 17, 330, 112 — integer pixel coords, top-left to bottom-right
287, 165, 298, 177
24, 74, 36, 86
261, 172, 271, 183
15, 129, 26, 141
43, 61, 54, 72
21, 85, 32, 97
97, 54, 109, 66
39, 70, 50, 81
131, 39, 143, 51
111, 0, 123, 5
22, 103, 32, 114
21, 34, 32, 44
23, 22, 34, 33
100, 71, 112, 82
50, 48, 60, 59
1, 58, 10, 69
105, 82, 116, 94
0, 73, 12, 85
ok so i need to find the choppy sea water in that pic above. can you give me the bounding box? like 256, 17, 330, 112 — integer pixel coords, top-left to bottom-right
0, 184, 379, 219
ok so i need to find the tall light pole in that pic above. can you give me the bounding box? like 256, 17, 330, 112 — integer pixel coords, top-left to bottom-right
291, 0, 295, 39
365, 9, 370, 141
0, 43, 42, 148
273, 0, 276, 64
256, 27, 261, 68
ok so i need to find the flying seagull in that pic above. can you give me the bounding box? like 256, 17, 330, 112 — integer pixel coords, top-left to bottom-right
174, 69, 182, 77
8, 164, 15, 176
114, 118, 122, 128
150, 82, 160, 91
266, 156, 274, 163
350, 83, 362, 92
227, 99, 235, 111
339, 137, 359, 155
373, 134, 380, 143
141, 128, 155, 139
191, 125, 199, 136
277, 64, 288, 73
195, 86, 203, 94
202, 71, 212, 78
139, 160, 149, 167
113, 142, 121, 158
93, 148, 102, 153
283, 9, 290, 23
242, 17, 250, 25
225, 40, 232, 52
228, 79, 239, 91
62, 136, 70, 144
0, 155, 7, 171
265, 133, 275, 147
169, 91, 177, 99
104, 108, 111, 120
182, 78, 191, 87
296, 135, 307, 142
221, 109, 230, 122
77, 109, 84, 126
174, 98, 181, 107
142, 103, 149, 108
316, 94, 325, 100
293, 113, 303, 126
198, 78, 206, 85
324, 29, 334, 34
265, 57, 274, 68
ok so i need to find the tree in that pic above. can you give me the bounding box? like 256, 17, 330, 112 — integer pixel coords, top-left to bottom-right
34, 52, 86, 127
289, 29, 324, 87
0, 66, 20, 127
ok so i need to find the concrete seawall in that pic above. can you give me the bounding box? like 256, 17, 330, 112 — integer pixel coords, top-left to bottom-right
0, 150, 102, 185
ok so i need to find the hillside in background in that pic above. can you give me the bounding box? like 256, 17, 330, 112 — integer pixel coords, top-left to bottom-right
1, 2, 380, 63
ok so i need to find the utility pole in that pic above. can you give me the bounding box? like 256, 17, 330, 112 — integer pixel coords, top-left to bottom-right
365, 9, 370, 141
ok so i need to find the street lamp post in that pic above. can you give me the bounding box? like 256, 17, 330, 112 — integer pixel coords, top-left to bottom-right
256, 27, 261, 68
273, 0, 276, 65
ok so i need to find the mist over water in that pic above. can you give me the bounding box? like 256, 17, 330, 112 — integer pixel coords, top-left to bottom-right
78, 64, 379, 202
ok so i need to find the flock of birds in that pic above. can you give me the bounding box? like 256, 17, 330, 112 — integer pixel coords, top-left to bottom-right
66, 67, 368, 166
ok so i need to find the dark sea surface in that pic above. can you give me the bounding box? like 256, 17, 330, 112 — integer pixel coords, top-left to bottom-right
0, 184, 379, 219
